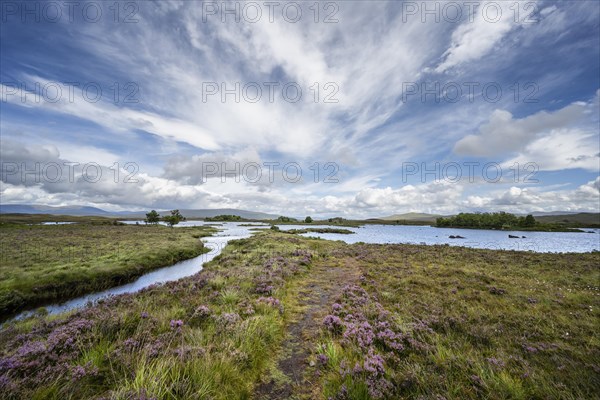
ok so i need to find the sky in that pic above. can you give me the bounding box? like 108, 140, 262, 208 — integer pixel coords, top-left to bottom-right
1, 0, 599, 218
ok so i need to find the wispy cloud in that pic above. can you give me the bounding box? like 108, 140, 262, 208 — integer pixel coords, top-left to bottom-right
1, 0, 598, 216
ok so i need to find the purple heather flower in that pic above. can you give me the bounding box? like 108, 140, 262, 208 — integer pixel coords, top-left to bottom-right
486, 357, 506, 368
363, 350, 385, 375
343, 321, 374, 348
170, 319, 184, 329
331, 303, 343, 315
70, 363, 98, 381
0, 374, 16, 392
323, 315, 344, 334
317, 354, 329, 366
122, 338, 139, 350
257, 297, 280, 307
194, 305, 211, 318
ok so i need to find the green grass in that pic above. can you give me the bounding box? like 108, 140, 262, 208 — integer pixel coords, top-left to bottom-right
0, 213, 121, 226
0, 231, 598, 399
0, 231, 325, 399
314, 244, 600, 399
0, 222, 215, 316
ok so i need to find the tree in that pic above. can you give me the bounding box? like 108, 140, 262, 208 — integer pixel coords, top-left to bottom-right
304, 216, 313, 223
145, 210, 160, 225
436, 212, 525, 229
163, 209, 185, 228
276, 216, 298, 223
205, 215, 242, 222
524, 214, 536, 227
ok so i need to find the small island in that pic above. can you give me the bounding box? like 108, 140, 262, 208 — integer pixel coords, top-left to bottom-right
204, 214, 243, 222
436, 212, 584, 232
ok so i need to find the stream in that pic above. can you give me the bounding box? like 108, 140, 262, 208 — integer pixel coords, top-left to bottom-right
5, 222, 267, 325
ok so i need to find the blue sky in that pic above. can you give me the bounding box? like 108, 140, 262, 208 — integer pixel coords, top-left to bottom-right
1, 0, 599, 217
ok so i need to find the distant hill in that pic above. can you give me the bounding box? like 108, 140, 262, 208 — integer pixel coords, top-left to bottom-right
379, 212, 443, 222
163, 209, 279, 220
0, 204, 279, 220
378, 211, 600, 227
0, 204, 109, 216
533, 212, 600, 226
528, 211, 579, 217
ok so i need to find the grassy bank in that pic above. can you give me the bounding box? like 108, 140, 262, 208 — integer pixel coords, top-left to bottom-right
0, 213, 121, 226
0, 231, 598, 399
281, 227, 355, 235
434, 225, 585, 233
0, 223, 215, 316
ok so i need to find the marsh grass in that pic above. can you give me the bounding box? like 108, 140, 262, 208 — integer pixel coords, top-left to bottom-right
0, 231, 325, 399
0, 223, 215, 316
0, 231, 598, 399
314, 244, 600, 399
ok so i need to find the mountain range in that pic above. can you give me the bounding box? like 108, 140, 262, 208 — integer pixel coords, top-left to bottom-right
0, 204, 279, 220
1, 205, 598, 225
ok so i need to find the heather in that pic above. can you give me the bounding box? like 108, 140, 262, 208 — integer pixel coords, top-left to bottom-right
0, 231, 598, 399
313, 244, 600, 399
0, 222, 215, 316
0, 232, 321, 399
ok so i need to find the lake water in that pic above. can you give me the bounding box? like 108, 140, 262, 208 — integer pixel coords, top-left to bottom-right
5, 221, 597, 326
276, 224, 600, 253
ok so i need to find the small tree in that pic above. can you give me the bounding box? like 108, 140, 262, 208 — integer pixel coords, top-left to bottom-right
524, 214, 536, 227
145, 210, 160, 225
163, 209, 185, 228
304, 216, 313, 223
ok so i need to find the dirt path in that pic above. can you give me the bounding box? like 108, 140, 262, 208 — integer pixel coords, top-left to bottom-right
254, 258, 361, 400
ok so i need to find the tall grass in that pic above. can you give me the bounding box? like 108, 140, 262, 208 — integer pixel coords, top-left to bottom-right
0, 223, 215, 316
0, 232, 597, 399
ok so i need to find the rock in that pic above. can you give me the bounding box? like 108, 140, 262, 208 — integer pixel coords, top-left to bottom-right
449, 235, 465, 239
522, 236, 526, 238
508, 234, 520, 238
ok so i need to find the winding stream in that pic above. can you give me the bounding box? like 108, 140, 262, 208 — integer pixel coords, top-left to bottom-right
6, 222, 266, 324
5, 221, 597, 327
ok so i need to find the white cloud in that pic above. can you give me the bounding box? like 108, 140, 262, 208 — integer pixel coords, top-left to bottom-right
1, 1, 598, 216
0, 83, 221, 151
435, 1, 525, 73
454, 101, 588, 157
502, 129, 599, 172
463, 178, 600, 213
